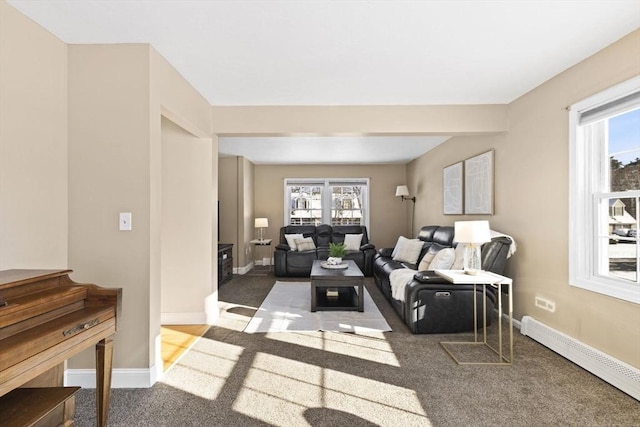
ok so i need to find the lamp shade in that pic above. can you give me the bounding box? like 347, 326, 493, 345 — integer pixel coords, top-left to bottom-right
454, 220, 491, 244
395, 185, 410, 197
254, 218, 269, 228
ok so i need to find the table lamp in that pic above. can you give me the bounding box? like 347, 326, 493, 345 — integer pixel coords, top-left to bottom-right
454, 220, 491, 275
255, 218, 268, 241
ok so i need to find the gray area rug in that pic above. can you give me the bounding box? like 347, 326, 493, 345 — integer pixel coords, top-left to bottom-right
244, 281, 392, 333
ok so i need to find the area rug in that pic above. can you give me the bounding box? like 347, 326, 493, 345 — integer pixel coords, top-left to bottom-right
244, 282, 392, 333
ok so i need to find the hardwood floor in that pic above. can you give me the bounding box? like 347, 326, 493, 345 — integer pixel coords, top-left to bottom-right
160, 325, 209, 371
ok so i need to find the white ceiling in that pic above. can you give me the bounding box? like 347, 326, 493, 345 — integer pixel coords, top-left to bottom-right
9, 0, 640, 164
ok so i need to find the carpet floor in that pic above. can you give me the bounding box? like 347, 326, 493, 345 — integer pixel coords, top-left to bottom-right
244, 281, 391, 333
73, 272, 640, 426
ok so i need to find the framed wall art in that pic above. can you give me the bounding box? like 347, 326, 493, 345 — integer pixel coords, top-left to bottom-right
443, 161, 463, 214
464, 150, 494, 215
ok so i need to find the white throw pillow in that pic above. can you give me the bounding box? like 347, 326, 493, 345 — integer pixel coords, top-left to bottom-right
284, 233, 304, 251
428, 247, 456, 270
417, 250, 437, 271
391, 236, 409, 258
343, 234, 363, 251
392, 237, 424, 264
451, 244, 466, 270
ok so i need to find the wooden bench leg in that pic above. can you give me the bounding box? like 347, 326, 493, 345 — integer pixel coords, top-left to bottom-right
96, 337, 114, 427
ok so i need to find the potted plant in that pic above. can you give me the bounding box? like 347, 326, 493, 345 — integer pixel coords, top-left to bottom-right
328, 242, 347, 265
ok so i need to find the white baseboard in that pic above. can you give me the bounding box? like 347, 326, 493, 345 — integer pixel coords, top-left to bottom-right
234, 262, 253, 275
65, 367, 158, 389
521, 316, 640, 401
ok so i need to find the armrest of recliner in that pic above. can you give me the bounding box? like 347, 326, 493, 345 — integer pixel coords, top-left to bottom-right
360, 243, 375, 252
275, 244, 291, 251
377, 247, 394, 257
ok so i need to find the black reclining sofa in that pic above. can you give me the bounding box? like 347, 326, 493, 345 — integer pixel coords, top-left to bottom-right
373, 225, 512, 334
274, 224, 376, 277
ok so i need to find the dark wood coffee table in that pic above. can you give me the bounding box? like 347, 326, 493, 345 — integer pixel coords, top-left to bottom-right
310, 260, 364, 312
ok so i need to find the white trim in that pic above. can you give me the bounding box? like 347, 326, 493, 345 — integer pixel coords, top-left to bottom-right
65, 367, 158, 389
234, 262, 253, 275
521, 316, 640, 401
283, 178, 370, 229
569, 76, 640, 304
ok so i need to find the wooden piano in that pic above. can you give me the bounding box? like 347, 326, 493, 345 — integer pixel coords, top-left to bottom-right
0, 269, 122, 427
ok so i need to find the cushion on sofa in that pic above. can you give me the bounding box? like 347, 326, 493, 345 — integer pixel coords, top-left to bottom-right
452, 244, 465, 269
285, 234, 304, 251
392, 236, 424, 264
295, 237, 316, 251
417, 252, 436, 271
344, 233, 363, 250
428, 247, 455, 270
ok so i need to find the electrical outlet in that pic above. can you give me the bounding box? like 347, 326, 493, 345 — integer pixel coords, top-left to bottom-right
535, 296, 556, 313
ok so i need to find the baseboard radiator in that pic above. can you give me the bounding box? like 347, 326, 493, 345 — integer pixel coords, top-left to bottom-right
521, 316, 640, 401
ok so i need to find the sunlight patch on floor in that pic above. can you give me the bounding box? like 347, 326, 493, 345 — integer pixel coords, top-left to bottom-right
233, 352, 431, 426
266, 331, 400, 367
161, 324, 209, 371
216, 301, 258, 331
160, 338, 244, 400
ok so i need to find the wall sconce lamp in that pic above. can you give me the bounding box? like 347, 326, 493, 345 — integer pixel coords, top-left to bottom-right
255, 217, 269, 241
395, 185, 416, 202
454, 220, 491, 275
396, 185, 416, 235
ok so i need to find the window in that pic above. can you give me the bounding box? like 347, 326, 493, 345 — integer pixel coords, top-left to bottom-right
285, 179, 369, 227
569, 76, 640, 304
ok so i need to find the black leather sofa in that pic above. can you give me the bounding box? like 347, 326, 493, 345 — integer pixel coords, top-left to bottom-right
274, 224, 376, 277
373, 225, 512, 334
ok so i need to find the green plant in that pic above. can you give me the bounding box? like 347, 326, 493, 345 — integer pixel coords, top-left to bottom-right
329, 242, 347, 258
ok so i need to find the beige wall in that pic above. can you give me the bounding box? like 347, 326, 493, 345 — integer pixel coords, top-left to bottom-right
0, 2, 68, 269
254, 164, 408, 249
212, 105, 507, 135
160, 117, 213, 320
407, 30, 640, 368
219, 157, 240, 266
239, 157, 255, 268
218, 156, 255, 269
67, 44, 153, 369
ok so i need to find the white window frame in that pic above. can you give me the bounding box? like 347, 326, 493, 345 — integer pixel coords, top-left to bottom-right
284, 178, 370, 229
569, 76, 640, 304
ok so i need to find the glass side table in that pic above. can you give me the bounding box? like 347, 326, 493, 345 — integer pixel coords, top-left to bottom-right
250, 239, 273, 272
435, 269, 513, 366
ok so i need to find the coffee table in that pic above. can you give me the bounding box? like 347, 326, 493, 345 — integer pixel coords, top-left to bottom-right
310, 260, 364, 312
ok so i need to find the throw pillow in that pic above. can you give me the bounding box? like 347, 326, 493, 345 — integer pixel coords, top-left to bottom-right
417, 250, 437, 271
284, 233, 304, 251
451, 244, 466, 270
391, 236, 410, 258
428, 247, 456, 270
343, 234, 363, 251
294, 237, 316, 252
392, 237, 424, 264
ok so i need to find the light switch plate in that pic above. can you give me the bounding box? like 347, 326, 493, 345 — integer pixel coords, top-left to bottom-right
119, 212, 132, 231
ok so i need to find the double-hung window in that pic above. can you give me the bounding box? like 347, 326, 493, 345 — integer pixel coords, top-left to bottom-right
569, 76, 640, 304
284, 178, 369, 227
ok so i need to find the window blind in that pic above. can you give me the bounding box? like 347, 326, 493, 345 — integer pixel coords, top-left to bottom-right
578, 90, 640, 125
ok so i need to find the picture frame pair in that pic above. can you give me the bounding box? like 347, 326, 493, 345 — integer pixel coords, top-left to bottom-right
443, 149, 494, 215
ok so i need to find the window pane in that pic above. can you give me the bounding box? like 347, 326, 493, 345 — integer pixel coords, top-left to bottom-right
289, 186, 322, 226
331, 185, 364, 226
601, 196, 638, 283
608, 108, 640, 192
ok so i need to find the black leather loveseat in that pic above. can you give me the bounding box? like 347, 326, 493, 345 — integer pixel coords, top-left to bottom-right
373, 225, 513, 334
274, 224, 376, 277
